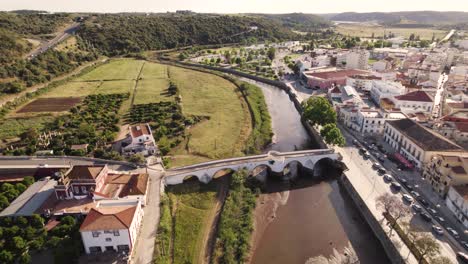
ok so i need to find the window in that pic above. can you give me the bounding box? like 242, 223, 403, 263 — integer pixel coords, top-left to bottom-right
81, 186, 87, 194
92, 231, 100, 237
113, 230, 120, 236
89, 246, 102, 253
117, 245, 130, 252
105, 238, 112, 242
74, 186, 79, 193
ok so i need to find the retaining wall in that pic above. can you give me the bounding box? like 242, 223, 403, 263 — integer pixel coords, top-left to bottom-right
339, 174, 406, 264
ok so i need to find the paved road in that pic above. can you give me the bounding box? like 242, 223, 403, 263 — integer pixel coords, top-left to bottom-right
26, 22, 81, 59
340, 126, 463, 263
432, 73, 448, 119
130, 165, 164, 264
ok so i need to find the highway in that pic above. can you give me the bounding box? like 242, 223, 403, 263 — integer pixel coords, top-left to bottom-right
26, 22, 81, 59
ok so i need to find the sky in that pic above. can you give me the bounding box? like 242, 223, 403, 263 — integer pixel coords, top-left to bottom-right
1, 0, 468, 14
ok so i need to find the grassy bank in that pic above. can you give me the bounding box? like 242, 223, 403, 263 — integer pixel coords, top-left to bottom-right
158, 180, 219, 264
212, 169, 259, 264
153, 195, 172, 264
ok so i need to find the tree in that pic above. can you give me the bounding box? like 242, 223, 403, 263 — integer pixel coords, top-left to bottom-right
19, 252, 31, 264
302, 97, 337, 126
267, 47, 276, 61
22, 176, 34, 187
431, 256, 453, 264
129, 153, 146, 164
11, 236, 26, 252
0, 195, 10, 209
0, 250, 13, 264
376, 193, 410, 235
414, 234, 440, 262
320, 124, 345, 146
30, 214, 44, 228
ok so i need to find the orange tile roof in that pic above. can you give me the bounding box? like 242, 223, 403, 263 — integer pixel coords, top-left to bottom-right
80, 206, 137, 231
66, 165, 105, 180
130, 124, 151, 138
395, 91, 433, 102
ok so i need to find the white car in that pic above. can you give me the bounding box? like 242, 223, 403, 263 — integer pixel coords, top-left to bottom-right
412, 204, 422, 212
432, 225, 444, 236
403, 194, 414, 203
383, 174, 393, 182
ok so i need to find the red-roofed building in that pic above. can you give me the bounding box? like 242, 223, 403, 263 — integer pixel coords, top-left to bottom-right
122, 123, 157, 156
303, 69, 368, 90
80, 201, 143, 254
54, 165, 109, 200
391, 90, 434, 114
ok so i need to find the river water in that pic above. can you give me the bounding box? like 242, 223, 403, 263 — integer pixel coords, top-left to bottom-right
241, 79, 390, 264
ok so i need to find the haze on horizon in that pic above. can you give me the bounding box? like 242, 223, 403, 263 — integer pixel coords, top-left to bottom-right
1, 0, 468, 14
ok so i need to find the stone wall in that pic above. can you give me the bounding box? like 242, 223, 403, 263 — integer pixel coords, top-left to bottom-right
339, 174, 406, 264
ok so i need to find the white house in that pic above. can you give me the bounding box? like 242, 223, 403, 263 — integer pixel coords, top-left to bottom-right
446, 186, 468, 228
122, 123, 157, 156
370, 80, 406, 106
343, 108, 406, 135
80, 201, 144, 255
383, 119, 464, 168
391, 90, 434, 114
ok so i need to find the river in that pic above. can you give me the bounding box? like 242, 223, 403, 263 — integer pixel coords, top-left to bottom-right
241, 79, 391, 264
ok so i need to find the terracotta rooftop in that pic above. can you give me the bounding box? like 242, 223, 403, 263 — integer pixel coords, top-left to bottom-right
394, 91, 433, 102
80, 206, 137, 231
330, 86, 341, 94
305, 69, 368, 80
130, 124, 151, 138
100, 173, 149, 198
387, 119, 463, 152
453, 185, 468, 200
66, 165, 105, 180
455, 122, 468, 133
447, 102, 468, 109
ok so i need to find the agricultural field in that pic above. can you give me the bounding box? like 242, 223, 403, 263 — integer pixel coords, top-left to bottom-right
17, 97, 81, 113
133, 79, 170, 104
335, 24, 447, 40
94, 80, 134, 95
0, 115, 55, 140
75, 59, 144, 81
40, 81, 101, 98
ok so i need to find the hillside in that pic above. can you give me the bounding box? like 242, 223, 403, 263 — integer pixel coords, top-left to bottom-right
326, 11, 468, 26
250, 13, 331, 32
77, 14, 299, 55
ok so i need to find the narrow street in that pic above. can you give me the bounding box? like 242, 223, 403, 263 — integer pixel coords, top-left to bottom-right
130, 165, 164, 264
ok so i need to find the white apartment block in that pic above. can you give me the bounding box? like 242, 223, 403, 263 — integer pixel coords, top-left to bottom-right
391, 90, 434, 114
446, 186, 468, 228
370, 80, 406, 105
346, 49, 370, 70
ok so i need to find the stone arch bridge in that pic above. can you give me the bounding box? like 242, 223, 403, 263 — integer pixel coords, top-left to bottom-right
164, 149, 342, 185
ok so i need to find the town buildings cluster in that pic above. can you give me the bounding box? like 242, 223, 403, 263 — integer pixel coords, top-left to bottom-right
296, 37, 468, 228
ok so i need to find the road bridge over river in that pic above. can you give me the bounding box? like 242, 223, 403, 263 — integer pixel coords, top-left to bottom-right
164, 149, 341, 184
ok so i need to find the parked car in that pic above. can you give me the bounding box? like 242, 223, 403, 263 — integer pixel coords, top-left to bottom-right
359, 148, 366, 155
352, 139, 360, 146
383, 174, 393, 182
391, 182, 401, 191
372, 163, 381, 170
427, 208, 437, 215
418, 199, 429, 207
363, 152, 371, 159
378, 168, 387, 174
460, 241, 468, 250
435, 216, 445, 223
403, 194, 414, 203
447, 227, 460, 239
432, 225, 444, 235
399, 178, 408, 184
420, 212, 432, 222
412, 204, 422, 212
410, 191, 421, 198
405, 184, 414, 191
377, 155, 386, 163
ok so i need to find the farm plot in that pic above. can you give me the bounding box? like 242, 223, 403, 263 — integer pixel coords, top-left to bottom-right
75, 59, 144, 81
134, 78, 171, 104
41, 81, 101, 98
94, 80, 135, 95
0, 115, 55, 139
140, 63, 168, 79
17, 97, 82, 113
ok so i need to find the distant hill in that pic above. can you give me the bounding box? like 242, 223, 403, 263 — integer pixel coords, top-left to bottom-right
250, 13, 331, 32
325, 11, 468, 26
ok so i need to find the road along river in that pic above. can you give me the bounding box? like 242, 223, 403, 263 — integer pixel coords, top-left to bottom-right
241, 79, 390, 264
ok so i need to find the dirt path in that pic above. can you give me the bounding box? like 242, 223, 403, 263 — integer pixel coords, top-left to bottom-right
200, 175, 230, 264
0, 58, 106, 108
129, 61, 146, 107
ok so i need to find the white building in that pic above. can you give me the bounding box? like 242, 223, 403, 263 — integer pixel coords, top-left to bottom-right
80, 201, 144, 255
383, 119, 465, 168
122, 123, 157, 156
370, 80, 406, 105
343, 108, 406, 135
346, 74, 382, 91
346, 49, 370, 70
446, 186, 468, 228
391, 90, 434, 114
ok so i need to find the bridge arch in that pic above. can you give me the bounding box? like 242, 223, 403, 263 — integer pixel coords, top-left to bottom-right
183, 174, 201, 183
312, 157, 343, 179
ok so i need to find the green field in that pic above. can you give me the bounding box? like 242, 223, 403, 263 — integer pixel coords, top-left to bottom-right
75, 59, 144, 81
94, 80, 135, 95
133, 78, 171, 104
336, 24, 447, 40
0, 115, 55, 139
41, 81, 101, 98
140, 62, 168, 79
166, 181, 218, 264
